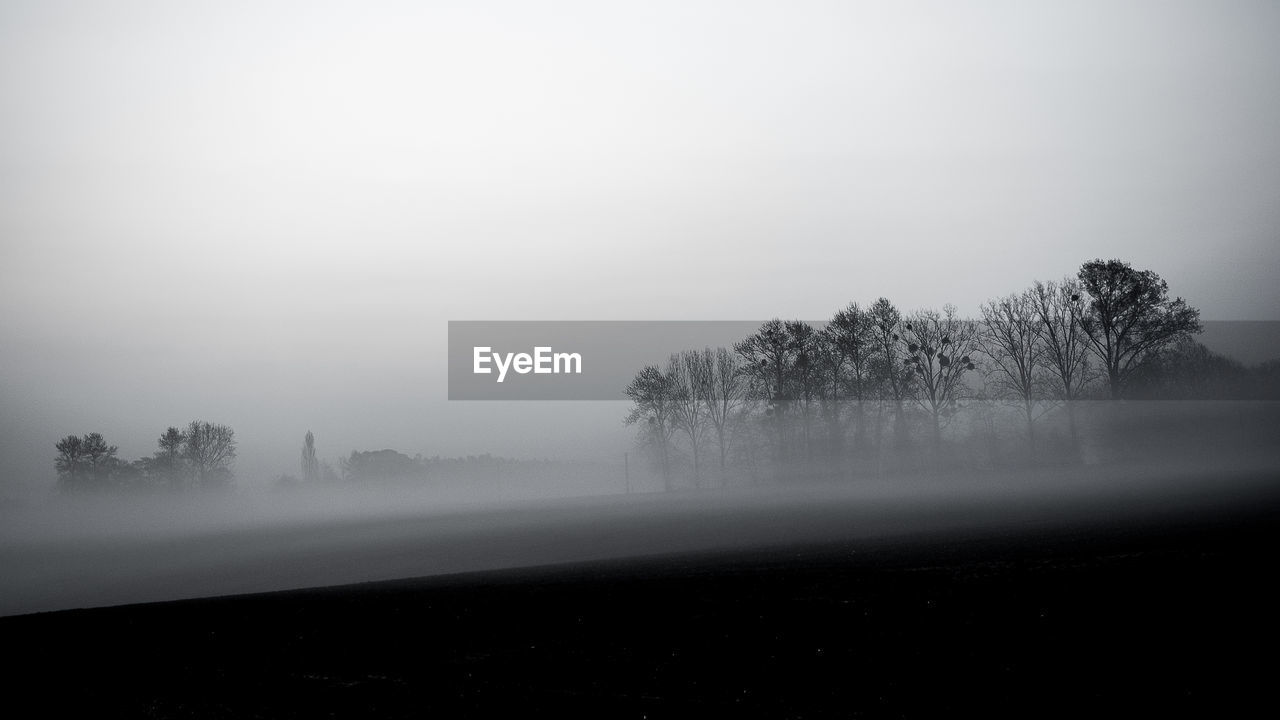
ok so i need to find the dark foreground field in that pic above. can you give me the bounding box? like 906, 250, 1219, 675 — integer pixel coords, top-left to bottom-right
4, 478, 1279, 718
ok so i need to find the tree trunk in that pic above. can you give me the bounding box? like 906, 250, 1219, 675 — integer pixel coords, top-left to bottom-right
691, 436, 700, 489
1065, 399, 1080, 460
1025, 399, 1036, 458
717, 427, 728, 488
1108, 366, 1122, 400
931, 409, 942, 460
660, 438, 671, 492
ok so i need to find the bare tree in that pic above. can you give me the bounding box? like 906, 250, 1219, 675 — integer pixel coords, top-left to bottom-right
978, 290, 1051, 452
54, 435, 85, 485
700, 347, 748, 487
900, 305, 979, 453
868, 298, 913, 452
785, 320, 823, 463
810, 329, 845, 465
735, 319, 793, 416
824, 302, 878, 457
735, 319, 798, 470
669, 351, 710, 488
1077, 259, 1202, 399
183, 420, 237, 487
1031, 278, 1095, 443
624, 364, 680, 490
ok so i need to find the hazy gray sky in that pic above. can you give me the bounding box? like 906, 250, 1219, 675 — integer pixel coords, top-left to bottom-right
3, 1, 1279, 488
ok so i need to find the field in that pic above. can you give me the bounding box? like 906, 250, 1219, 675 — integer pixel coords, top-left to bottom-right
2, 466, 1277, 717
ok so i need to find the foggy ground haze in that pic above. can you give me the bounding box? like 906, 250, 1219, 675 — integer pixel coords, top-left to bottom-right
4, 451, 1276, 616
3, 1, 1280, 489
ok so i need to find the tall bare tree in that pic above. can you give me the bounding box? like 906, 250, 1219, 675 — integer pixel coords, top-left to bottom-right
900, 305, 979, 453
868, 298, 913, 451
785, 320, 823, 462
824, 302, 877, 455
736, 319, 798, 469
669, 351, 710, 487
1077, 259, 1202, 399
624, 364, 680, 490
698, 347, 747, 486
735, 320, 793, 415
978, 290, 1050, 451
1031, 278, 1095, 443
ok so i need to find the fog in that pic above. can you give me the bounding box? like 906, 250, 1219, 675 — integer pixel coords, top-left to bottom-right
3, 400, 1277, 617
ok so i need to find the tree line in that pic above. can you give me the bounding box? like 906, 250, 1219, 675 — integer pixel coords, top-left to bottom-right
276, 436, 522, 486
55, 420, 236, 491
624, 259, 1275, 487
52, 422, 584, 492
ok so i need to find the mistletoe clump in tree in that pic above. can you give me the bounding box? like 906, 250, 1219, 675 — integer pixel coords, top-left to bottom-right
899, 305, 979, 454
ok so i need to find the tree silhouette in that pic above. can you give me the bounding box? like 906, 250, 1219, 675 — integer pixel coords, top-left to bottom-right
1077, 259, 1202, 399
900, 305, 979, 454
699, 347, 748, 486
604, 258, 1224, 480
54, 433, 118, 488
868, 298, 915, 453
54, 435, 86, 485
183, 420, 237, 488
785, 320, 824, 464
1031, 278, 1095, 444
302, 431, 320, 484
155, 426, 188, 490
823, 302, 877, 457
668, 351, 709, 488
978, 289, 1051, 452
1127, 337, 1249, 400
735, 320, 794, 416
624, 364, 680, 490
735, 320, 802, 473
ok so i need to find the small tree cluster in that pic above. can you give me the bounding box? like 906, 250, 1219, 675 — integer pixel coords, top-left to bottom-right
54, 420, 237, 491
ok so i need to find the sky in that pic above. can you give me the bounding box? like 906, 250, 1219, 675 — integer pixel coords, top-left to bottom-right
2, 1, 1279, 490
